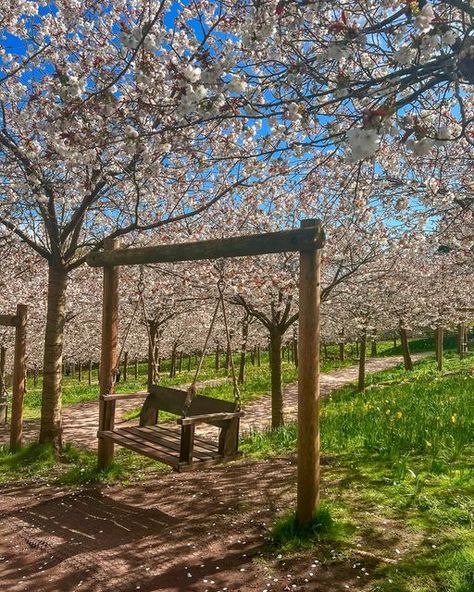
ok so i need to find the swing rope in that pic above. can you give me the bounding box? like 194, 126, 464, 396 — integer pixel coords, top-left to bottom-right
183, 270, 241, 415
217, 278, 241, 409
111, 266, 146, 386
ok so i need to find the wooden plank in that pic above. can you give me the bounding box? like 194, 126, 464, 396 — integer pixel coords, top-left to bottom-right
178, 411, 243, 426
119, 427, 182, 458
297, 219, 322, 527
149, 425, 218, 456
140, 426, 217, 458
87, 223, 325, 268
98, 238, 120, 468
99, 430, 179, 468
101, 391, 148, 401
0, 314, 18, 327
126, 426, 213, 461
179, 424, 195, 463
154, 424, 218, 454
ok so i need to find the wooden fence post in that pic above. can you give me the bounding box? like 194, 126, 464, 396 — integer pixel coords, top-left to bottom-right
98, 239, 120, 468
10, 304, 27, 450
297, 219, 322, 527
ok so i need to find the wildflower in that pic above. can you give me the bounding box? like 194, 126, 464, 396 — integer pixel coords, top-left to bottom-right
451, 414, 457, 424
396, 411, 403, 419
386, 409, 391, 415
425, 441, 432, 448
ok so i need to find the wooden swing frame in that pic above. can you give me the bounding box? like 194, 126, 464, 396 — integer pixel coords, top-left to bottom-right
87, 219, 324, 525
0, 304, 27, 449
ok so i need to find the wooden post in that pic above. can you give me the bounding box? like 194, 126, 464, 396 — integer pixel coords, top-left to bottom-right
0, 345, 7, 424
297, 219, 322, 527
98, 239, 120, 468
10, 304, 27, 450
357, 329, 367, 393
123, 351, 128, 382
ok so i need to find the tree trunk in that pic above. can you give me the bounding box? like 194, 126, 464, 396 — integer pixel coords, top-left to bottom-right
370, 340, 377, 357
123, 351, 128, 382
134, 357, 139, 380
399, 324, 413, 371
269, 328, 284, 428
225, 342, 231, 373
238, 315, 249, 384
215, 344, 220, 370
436, 327, 443, 371
147, 321, 159, 390
457, 324, 465, 359
357, 330, 367, 393
169, 343, 177, 378
257, 345, 261, 367
39, 263, 68, 450
78, 362, 82, 382
293, 338, 298, 368
339, 342, 345, 362
88, 360, 93, 386
0, 346, 6, 424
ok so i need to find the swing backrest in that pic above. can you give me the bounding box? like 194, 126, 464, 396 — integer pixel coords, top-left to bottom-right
149, 384, 237, 418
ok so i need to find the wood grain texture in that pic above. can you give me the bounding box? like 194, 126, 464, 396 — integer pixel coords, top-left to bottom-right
297, 219, 322, 526
87, 224, 325, 267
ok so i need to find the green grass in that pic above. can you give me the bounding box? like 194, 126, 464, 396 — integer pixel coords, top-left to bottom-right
270, 505, 354, 552
0, 441, 169, 486
241, 353, 474, 592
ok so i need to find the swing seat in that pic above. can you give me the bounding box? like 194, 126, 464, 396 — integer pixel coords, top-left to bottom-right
98, 385, 243, 472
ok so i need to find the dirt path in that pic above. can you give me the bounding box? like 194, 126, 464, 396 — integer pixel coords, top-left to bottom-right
0, 456, 415, 592
0, 355, 427, 592
0, 355, 422, 449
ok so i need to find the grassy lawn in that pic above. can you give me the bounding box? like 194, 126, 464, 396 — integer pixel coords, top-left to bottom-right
19, 333, 443, 421
242, 352, 474, 592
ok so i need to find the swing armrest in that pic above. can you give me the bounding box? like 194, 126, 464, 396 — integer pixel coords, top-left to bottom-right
177, 411, 244, 426
101, 391, 149, 401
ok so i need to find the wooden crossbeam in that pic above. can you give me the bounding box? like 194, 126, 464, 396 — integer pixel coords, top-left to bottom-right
0, 314, 18, 327
87, 222, 325, 268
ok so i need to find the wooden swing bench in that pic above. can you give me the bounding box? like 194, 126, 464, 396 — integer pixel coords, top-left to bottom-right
98, 385, 243, 472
